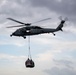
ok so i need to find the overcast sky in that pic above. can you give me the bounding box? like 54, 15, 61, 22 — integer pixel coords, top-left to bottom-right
0, 0, 76, 75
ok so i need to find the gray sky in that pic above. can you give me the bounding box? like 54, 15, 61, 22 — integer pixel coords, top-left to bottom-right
0, 0, 76, 75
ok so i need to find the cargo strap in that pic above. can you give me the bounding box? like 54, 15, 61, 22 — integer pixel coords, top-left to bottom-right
28, 36, 32, 59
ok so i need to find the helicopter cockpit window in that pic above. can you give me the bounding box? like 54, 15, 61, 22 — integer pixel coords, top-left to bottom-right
16, 29, 21, 32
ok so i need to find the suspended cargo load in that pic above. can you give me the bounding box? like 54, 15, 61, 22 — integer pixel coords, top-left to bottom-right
25, 36, 35, 68
25, 58, 35, 68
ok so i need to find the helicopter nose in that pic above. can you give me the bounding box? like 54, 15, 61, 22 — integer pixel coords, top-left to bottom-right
12, 32, 15, 35
10, 33, 15, 37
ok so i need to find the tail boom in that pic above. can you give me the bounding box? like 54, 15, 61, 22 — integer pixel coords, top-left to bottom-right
56, 20, 65, 31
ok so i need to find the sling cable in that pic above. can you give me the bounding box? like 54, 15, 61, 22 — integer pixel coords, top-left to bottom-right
25, 36, 35, 68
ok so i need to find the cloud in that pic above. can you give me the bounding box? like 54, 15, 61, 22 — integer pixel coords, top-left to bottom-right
53, 59, 74, 69
30, 0, 76, 16
29, 0, 76, 24
32, 35, 76, 52
0, 53, 27, 69
0, 0, 35, 26
45, 67, 76, 75
36, 50, 53, 62
0, 1, 76, 75
44, 58, 76, 75
0, 53, 26, 61
0, 37, 27, 47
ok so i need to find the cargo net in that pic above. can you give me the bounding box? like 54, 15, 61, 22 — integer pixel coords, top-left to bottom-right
25, 36, 35, 68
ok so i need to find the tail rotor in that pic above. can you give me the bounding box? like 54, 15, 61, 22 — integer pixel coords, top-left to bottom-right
59, 16, 68, 21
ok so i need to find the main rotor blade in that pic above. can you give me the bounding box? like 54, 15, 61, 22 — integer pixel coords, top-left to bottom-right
7, 18, 26, 24
6, 25, 25, 28
32, 18, 51, 24
7, 17, 51, 28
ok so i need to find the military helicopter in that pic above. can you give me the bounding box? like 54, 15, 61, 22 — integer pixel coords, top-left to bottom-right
7, 17, 68, 39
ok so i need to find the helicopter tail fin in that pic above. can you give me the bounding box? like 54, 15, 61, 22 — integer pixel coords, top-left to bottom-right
56, 20, 65, 31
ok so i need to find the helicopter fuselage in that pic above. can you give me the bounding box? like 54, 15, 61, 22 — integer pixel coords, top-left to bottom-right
10, 20, 65, 39
10, 27, 59, 39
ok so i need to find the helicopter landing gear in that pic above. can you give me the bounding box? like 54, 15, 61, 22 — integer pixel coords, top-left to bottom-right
10, 34, 12, 37
52, 33, 55, 36
23, 36, 26, 39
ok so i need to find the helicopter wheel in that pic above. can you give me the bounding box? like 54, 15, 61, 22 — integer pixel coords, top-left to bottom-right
10, 35, 12, 37
23, 36, 26, 39
52, 33, 55, 36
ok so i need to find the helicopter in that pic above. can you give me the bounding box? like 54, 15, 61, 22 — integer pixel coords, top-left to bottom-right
7, 17, 68, 39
